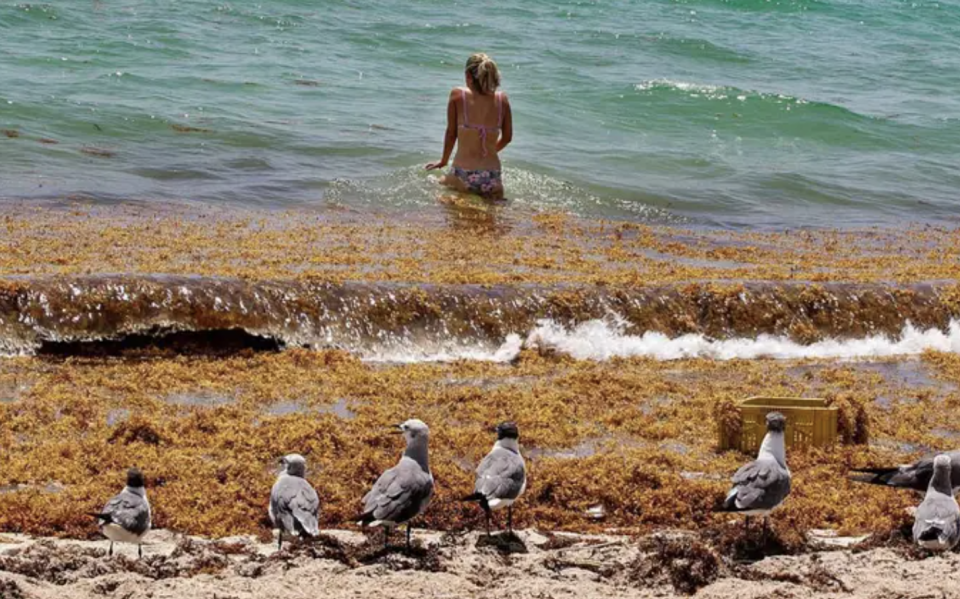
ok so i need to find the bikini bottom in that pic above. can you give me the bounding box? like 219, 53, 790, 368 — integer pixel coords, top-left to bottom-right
450, 166, 502, 195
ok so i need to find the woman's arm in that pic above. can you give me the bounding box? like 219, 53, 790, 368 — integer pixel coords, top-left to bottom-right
496, 94, 512, 153
426, 90, 459, 170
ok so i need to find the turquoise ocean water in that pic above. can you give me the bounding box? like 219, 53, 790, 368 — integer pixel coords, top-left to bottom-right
1, 0, 959, 228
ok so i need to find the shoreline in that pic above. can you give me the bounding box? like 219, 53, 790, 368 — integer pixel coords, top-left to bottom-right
0, 204, 957, 285
0, 204, 958, 596
0, 275, 956, 360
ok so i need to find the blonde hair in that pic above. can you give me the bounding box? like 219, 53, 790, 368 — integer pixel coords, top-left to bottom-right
465, 53, 501, 95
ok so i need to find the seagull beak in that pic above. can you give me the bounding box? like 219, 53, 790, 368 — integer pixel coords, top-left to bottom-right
388, 425, 404, 434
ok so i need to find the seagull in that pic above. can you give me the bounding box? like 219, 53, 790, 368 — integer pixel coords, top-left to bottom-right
358, 419, 434, 550
850, 449, 960, 493
719, 412, 791, 539
91, 468, 151, 558
462, 422, 526, 536
269, 454, 321, 551
913, 454, 960, 551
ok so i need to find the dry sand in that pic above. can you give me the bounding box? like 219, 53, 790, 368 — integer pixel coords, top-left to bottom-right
0, 527, 956, 599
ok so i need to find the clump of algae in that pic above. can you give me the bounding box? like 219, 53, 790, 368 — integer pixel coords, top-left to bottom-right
631, 535, 721, 594
826, 392, 871, 445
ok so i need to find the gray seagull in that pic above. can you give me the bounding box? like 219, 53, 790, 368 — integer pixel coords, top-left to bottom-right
462, 422, 526, 536
269, 453, 321, 551
851, 449, 960, 493
91, 468, 151, 558
913, 454, 960, 551
358, 419, 434, 550
720, 412, 791, 539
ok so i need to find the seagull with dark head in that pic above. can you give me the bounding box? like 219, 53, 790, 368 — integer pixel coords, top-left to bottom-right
269, 453, 321, 551
913, 454, 960, 551
91, 468, 151, 558
462, 421, 526, 536
719, 412, 791, 539
358, 419, 434, 550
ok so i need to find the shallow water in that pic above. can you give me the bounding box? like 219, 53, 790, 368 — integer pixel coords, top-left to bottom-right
2, 0, 959, 228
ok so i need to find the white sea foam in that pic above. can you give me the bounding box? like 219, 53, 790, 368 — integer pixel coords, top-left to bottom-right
361, 334, 524, 364
635, 79, 723, 94
361, 319, 960, 364
523, 318, 960, 361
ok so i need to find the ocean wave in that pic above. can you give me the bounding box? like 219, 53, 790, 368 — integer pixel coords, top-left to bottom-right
635, 79, 809, 105
630, 78, 906, 151
642, 36, 754, 64
669, 0, 822, 13
321, 318, 960, 364
0, 275, 955, 362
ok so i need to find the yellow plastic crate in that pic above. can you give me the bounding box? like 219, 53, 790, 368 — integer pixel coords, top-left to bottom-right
718, 396, 838, 454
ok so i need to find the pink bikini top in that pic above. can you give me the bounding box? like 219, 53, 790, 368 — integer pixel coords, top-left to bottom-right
458, 88, 502, 157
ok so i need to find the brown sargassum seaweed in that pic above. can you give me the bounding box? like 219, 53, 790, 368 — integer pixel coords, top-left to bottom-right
0, 348, 957, 549
0, 205, 958, 286
0, 206, 957, 552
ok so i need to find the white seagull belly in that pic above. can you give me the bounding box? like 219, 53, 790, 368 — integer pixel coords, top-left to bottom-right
101, 523, 144, 544
488, 497, 515, 511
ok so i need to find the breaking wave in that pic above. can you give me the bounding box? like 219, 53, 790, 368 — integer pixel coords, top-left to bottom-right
522, 318, 960, 362
0, 275, 957, 363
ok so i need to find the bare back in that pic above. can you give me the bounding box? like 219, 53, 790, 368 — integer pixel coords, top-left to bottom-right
453, 87, 505, 171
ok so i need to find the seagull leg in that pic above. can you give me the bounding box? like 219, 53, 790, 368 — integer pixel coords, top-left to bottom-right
406, 523, 413, 552
508, 506, 514, 534
744, 516, 751, 535
278, 530, 283, 552
108, 542, 113, 558
762, 517, 769, 546
138, 543, 143, 559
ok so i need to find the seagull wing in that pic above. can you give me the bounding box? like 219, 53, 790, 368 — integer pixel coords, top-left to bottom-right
723, 459, 791, 512
289, 478, 320, 536
475, 447, 525, 501
100, 490, 150, 535
363, 459, 433, 524
272, 477, 320, 536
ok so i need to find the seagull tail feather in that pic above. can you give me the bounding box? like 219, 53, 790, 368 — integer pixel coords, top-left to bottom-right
919, 526, 945, 542
461, 492, 490, 512
714, 488, 741, 513
293, 513, 320, 537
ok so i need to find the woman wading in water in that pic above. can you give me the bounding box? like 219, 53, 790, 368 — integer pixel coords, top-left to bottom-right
426, 53, 513, 200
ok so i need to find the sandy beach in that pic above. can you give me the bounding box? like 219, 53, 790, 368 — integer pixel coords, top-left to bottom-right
0, 527, 956, 599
